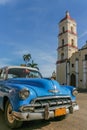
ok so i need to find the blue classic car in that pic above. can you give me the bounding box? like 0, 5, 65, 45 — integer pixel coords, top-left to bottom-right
0, 66, 79, 128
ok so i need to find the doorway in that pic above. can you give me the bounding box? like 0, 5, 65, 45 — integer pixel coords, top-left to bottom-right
70, 73, 76, 87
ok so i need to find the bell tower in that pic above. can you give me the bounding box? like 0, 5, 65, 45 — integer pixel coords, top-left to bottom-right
56, 11, 78, 84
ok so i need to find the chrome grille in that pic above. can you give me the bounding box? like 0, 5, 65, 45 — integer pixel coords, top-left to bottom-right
31, 96, 72, 112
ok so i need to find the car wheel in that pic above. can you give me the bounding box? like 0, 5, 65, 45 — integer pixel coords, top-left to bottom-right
4, 100, 23, 128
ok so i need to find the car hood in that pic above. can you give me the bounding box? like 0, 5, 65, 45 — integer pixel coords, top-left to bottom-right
7, 78, 70, 97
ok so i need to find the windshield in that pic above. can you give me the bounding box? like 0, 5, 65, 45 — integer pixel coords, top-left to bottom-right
7, 68, 42, 79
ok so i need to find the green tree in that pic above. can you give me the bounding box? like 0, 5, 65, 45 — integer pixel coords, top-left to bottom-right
27, 60, 39, 70
22, 53, 39, 70
23, 53, 31, 66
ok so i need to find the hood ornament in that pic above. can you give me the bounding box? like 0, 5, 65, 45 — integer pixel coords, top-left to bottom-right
49, 89, 59, 93
49, 85, 59, 93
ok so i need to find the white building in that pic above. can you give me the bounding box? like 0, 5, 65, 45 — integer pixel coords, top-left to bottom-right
56, 11, 87, 89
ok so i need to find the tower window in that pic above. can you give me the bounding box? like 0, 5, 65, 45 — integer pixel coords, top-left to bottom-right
71, 26, 74, 33
62, 39, 64, 46
61, 53, 64, 60
62, 26, 65, 33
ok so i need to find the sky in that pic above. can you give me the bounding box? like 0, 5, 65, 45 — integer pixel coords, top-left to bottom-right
0, 0, 87, 77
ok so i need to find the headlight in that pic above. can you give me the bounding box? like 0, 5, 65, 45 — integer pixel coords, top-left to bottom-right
72, 89, 78, 96
19, 88, 30, 100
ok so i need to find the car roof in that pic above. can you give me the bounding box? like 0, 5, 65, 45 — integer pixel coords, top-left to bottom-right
0, 66, 38, 71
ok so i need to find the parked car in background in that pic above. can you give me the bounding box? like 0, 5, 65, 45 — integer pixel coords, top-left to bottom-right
0, 66, 79, 128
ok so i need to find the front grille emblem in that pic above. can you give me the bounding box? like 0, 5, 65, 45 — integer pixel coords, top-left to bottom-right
49, 85, 59, 93
49, 89, 59, 93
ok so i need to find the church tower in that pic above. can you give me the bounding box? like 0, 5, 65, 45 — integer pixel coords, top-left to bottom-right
56, 11, 78, 85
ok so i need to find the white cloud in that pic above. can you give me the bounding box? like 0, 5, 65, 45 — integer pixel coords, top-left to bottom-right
13, 48, 56, 77
31, 50, 56, 77
0, 47, 56, 77
0, 58, 11, 67
3, 39, 56, 77
40, 63, 56, 78
0, 0, 11, 4
38, 51, 56, 63
78, 31, 87, 39
39, 57, 56, 77
14, 49, 30, 57
0, 0, 17, 5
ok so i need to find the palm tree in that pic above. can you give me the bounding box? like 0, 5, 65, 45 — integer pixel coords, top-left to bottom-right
23, 53, 31, 66
27, 60, 39, 70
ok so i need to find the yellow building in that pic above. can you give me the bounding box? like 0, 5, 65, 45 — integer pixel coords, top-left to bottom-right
56, 11, 87, 89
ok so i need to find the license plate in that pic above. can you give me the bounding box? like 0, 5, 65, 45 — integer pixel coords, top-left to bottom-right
55, 108, 66, 117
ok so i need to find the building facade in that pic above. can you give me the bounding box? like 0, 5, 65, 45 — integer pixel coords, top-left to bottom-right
56, 11, 87, 89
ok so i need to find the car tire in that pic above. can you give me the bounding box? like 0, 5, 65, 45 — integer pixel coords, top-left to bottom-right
4, 100, 23, 128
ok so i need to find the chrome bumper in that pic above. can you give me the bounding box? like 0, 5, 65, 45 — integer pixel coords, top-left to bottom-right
12, 104, 79, 121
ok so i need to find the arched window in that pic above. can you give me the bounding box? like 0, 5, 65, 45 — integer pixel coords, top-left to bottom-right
62, 26, 65, 33
61, 53, 64, 60
62, 39, 64, 46
71, 26, 74, 33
